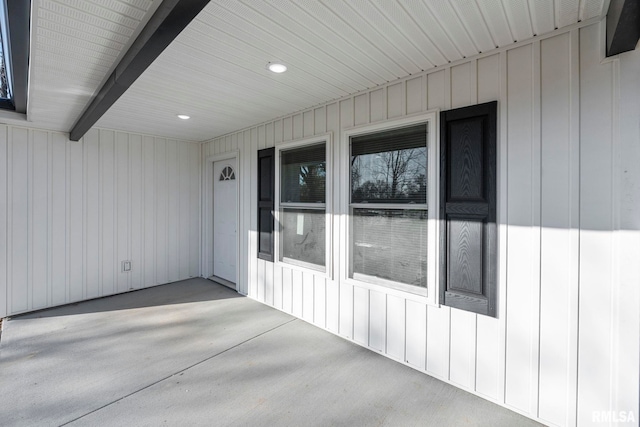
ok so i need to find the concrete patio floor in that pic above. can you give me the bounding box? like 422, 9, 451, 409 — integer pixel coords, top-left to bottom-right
0, 278, 542, 426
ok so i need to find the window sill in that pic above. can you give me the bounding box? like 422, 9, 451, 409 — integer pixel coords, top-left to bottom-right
345, 274, 439, 306
278, 257, 329, 278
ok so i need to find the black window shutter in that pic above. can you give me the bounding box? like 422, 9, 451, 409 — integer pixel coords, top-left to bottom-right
258, 147, 275, 261
440, 101, 497, 317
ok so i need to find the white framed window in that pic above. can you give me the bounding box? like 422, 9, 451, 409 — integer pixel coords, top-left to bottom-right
275, 134, 332, 274
342, 113, 439, 303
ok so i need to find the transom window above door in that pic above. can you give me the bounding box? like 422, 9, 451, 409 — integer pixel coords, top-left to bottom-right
219, 166, 235, 181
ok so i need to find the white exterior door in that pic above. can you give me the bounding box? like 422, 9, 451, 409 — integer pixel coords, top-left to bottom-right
213, 159, 237, 283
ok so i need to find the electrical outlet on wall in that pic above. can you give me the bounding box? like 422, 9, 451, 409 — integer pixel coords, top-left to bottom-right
122, 261, 132, 272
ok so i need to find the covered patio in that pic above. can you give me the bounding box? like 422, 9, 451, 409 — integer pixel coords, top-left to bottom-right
0, 278, 540, 426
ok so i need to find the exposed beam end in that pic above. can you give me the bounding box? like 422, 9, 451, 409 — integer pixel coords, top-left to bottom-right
606, 0, 640, 57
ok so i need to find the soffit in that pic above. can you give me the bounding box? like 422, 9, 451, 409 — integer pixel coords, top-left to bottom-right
25, 0, 608, 141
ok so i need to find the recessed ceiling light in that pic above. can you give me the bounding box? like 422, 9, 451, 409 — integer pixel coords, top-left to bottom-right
177, 114, 190, 120
267, 62, 287, 73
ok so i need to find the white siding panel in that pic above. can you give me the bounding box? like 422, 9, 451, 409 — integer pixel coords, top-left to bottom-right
155, 139, 168, 286
449, 309, 477, 390
166, 140, 179, 283
353, 286, 369, 346
354, 93, 369, 126
257, 259, 265, 302
178, 144, 191, 280
427, 70, 446, 110
50, 133, 67, 305
265, 123, 274, 148
100, 130, 116, 298
292, 269, 303, 317
314, 107, 326, 135
129, 135, 143, 289
406, 300, 427, 370
475, 316, 500, 399
370, 88, 385, 122
189, 143, 200, 278
387, 82, 403, 118
577, 23, 615, 426
265, 259, 274, 306
386, 295, 405, 361
477, 54, 500, 103
273, 264, 283, 310
474, 50, 502, 402
426, 305, 449, 378
241, 131, 251, 295
450, 62, 473, 108
313, 276, 326, 328
283, 117, 293, 142
405, 76, 424, 115
0, 126, 6, 318
538, 32, 575, 427
1, 126, 199, 316
369, 290, 386, 352
143, 136, 156, 287
249, 129, 258, 297
116, 132, 129, 293
32, 131, 49, 309
339, 283, 354, 339
10, 128, 29, 313
84, 131, 100, 299
616, 44, 640, 423
303, 111, 314, 137
326, 279, 339, 334
302, 271, 314, 322
504, 43, 538, 414
282, 266, 293, 313
69, 139, 84, 302
293, 114, 303, 140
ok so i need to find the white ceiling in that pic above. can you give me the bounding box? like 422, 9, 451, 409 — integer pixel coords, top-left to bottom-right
22, 0, 608, 142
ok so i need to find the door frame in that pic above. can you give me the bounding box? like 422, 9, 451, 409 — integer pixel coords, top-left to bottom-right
202, 151, 240, 291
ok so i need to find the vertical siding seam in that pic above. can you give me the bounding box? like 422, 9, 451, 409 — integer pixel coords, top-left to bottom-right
609, 55, 621, 418
6, 127, 12, 314
469, 313, 478, 391
471, 59, 479, 104
532, 39, 543, 418
498, 48, 509, 405
128, 135, 132, 289
153, 139, 158, 286
141, 138, 146, 287
65, 138, 70, 303
0, 126, 5, 317
80, 136, 89, 300
112, 135, 118, 294
445, 66, 452, 110
568, 27, 581, 427
422, 75, 428, 112
447, 308, 452, 381
47, 132, 52, 307
27, 129, 33, 311
97, 132, 103, 298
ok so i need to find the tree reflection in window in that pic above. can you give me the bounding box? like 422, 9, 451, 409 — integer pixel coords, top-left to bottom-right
351, 146, 427, 204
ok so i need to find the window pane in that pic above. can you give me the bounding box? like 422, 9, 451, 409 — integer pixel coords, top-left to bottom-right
281, 144, 326, 203
351, 124, 427, 204
281, 208, 325, 267
352, 208, 427, 287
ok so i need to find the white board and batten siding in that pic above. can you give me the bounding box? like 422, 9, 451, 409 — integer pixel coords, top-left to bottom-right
0, 127, 201, 317
203, 21, 639, 427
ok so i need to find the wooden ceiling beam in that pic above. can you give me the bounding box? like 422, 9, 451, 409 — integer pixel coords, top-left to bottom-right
70, 0, 210, 141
